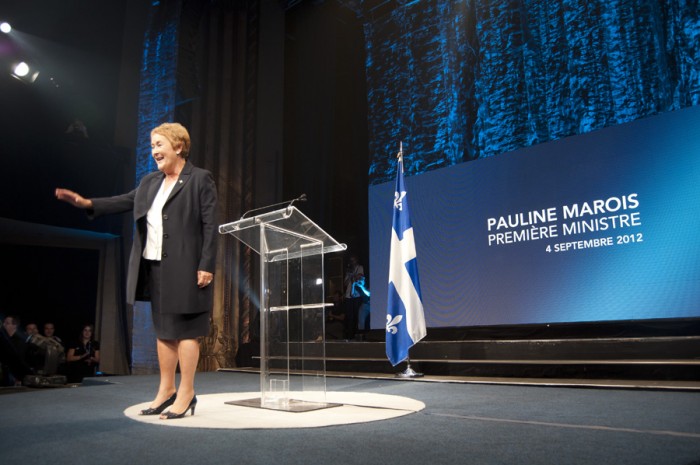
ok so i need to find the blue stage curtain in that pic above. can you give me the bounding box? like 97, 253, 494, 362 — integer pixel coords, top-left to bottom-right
362, 0, 700, 185
136, 0, 181, 185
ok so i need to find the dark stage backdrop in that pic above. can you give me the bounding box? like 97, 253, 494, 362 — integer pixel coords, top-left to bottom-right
0, 244, 98, 339
363, 0, 700, 329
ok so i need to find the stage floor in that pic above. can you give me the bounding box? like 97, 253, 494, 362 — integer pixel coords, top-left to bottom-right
2, 371, 700, 465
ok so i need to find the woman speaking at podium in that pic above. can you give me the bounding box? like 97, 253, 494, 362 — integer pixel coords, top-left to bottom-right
56, 122, 217, 420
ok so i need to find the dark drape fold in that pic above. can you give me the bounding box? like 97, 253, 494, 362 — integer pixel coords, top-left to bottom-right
178, 0, 259, 370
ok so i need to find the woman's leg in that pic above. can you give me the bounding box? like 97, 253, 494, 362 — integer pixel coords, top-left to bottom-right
168, 338, 199, 413
149, 338, 178, 407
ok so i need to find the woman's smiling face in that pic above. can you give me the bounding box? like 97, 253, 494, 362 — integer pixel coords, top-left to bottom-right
151, 133, 182, 174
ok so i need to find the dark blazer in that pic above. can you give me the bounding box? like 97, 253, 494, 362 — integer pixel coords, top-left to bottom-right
90, 161, 218, 315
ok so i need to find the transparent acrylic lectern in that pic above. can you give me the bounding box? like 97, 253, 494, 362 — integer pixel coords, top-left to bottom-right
219, 206, 346, 412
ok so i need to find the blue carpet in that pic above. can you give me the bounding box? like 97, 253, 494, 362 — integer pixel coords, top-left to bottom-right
1, 372, 699, 465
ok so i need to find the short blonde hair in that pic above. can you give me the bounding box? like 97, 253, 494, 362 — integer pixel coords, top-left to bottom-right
151, 122, 191, 159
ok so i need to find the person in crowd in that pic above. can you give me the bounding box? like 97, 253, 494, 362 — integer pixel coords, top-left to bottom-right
66, 324, 100, 382
0, 315, 30, 385
343, 254, 365, 340
24, 321, 66, 376
24, 323, 39, 339
43, 322, 63, 346
24, 322, 44, 372
56, 122, 217, 419
354, 275, 371, 332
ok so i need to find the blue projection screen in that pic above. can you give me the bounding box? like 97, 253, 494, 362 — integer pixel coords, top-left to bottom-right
369, 106, 700, 329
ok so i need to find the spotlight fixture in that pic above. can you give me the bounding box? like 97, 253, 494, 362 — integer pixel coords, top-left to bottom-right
0, 22, 10, 34
13, 61, 29, 77
11, 61, 39, 83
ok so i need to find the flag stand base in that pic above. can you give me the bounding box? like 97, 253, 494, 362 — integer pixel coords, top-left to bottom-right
396, 361, 423, 379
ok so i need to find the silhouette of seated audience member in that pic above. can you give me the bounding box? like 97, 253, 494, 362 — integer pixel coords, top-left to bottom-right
66, 324, 100, 383
1, 315, 31, 386
43, 322, 65, 369
43, 322, 63, 346
25, 322, 66, 376
24, 323, 39, 338
24, 322, 44, 372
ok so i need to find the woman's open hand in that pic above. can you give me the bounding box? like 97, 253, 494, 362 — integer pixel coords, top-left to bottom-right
55, 188, 92, 209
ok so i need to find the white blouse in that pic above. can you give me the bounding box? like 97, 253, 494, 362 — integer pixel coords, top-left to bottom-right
142, 179, 177, 260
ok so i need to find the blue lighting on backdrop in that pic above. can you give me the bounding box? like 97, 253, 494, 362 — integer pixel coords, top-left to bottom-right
362, 0, 700, 185
136, 1, 180, 186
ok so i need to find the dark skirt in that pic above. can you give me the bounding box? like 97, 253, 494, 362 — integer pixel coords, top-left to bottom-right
146, 260, 210, 340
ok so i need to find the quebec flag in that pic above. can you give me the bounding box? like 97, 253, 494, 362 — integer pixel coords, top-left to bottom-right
386, 153, 427, 366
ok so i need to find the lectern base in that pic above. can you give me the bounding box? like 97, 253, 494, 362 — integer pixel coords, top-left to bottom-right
225, 397, 343, 413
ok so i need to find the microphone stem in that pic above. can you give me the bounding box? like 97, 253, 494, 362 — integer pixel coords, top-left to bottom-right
241, 194, 306, 219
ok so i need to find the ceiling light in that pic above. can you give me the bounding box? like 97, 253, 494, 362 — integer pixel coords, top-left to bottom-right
11, 62, 39, 83
13, 61, 29, 77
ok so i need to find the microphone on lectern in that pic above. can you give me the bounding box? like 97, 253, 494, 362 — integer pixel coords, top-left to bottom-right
289, 193, 307, 208
240, 193, 308, 219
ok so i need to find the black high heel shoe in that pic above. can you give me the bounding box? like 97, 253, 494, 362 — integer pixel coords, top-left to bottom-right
160, 395, 197, 420
139, 393, 177, 416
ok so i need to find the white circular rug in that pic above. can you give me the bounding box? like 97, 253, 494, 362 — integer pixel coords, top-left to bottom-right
124, 391, 425, 429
